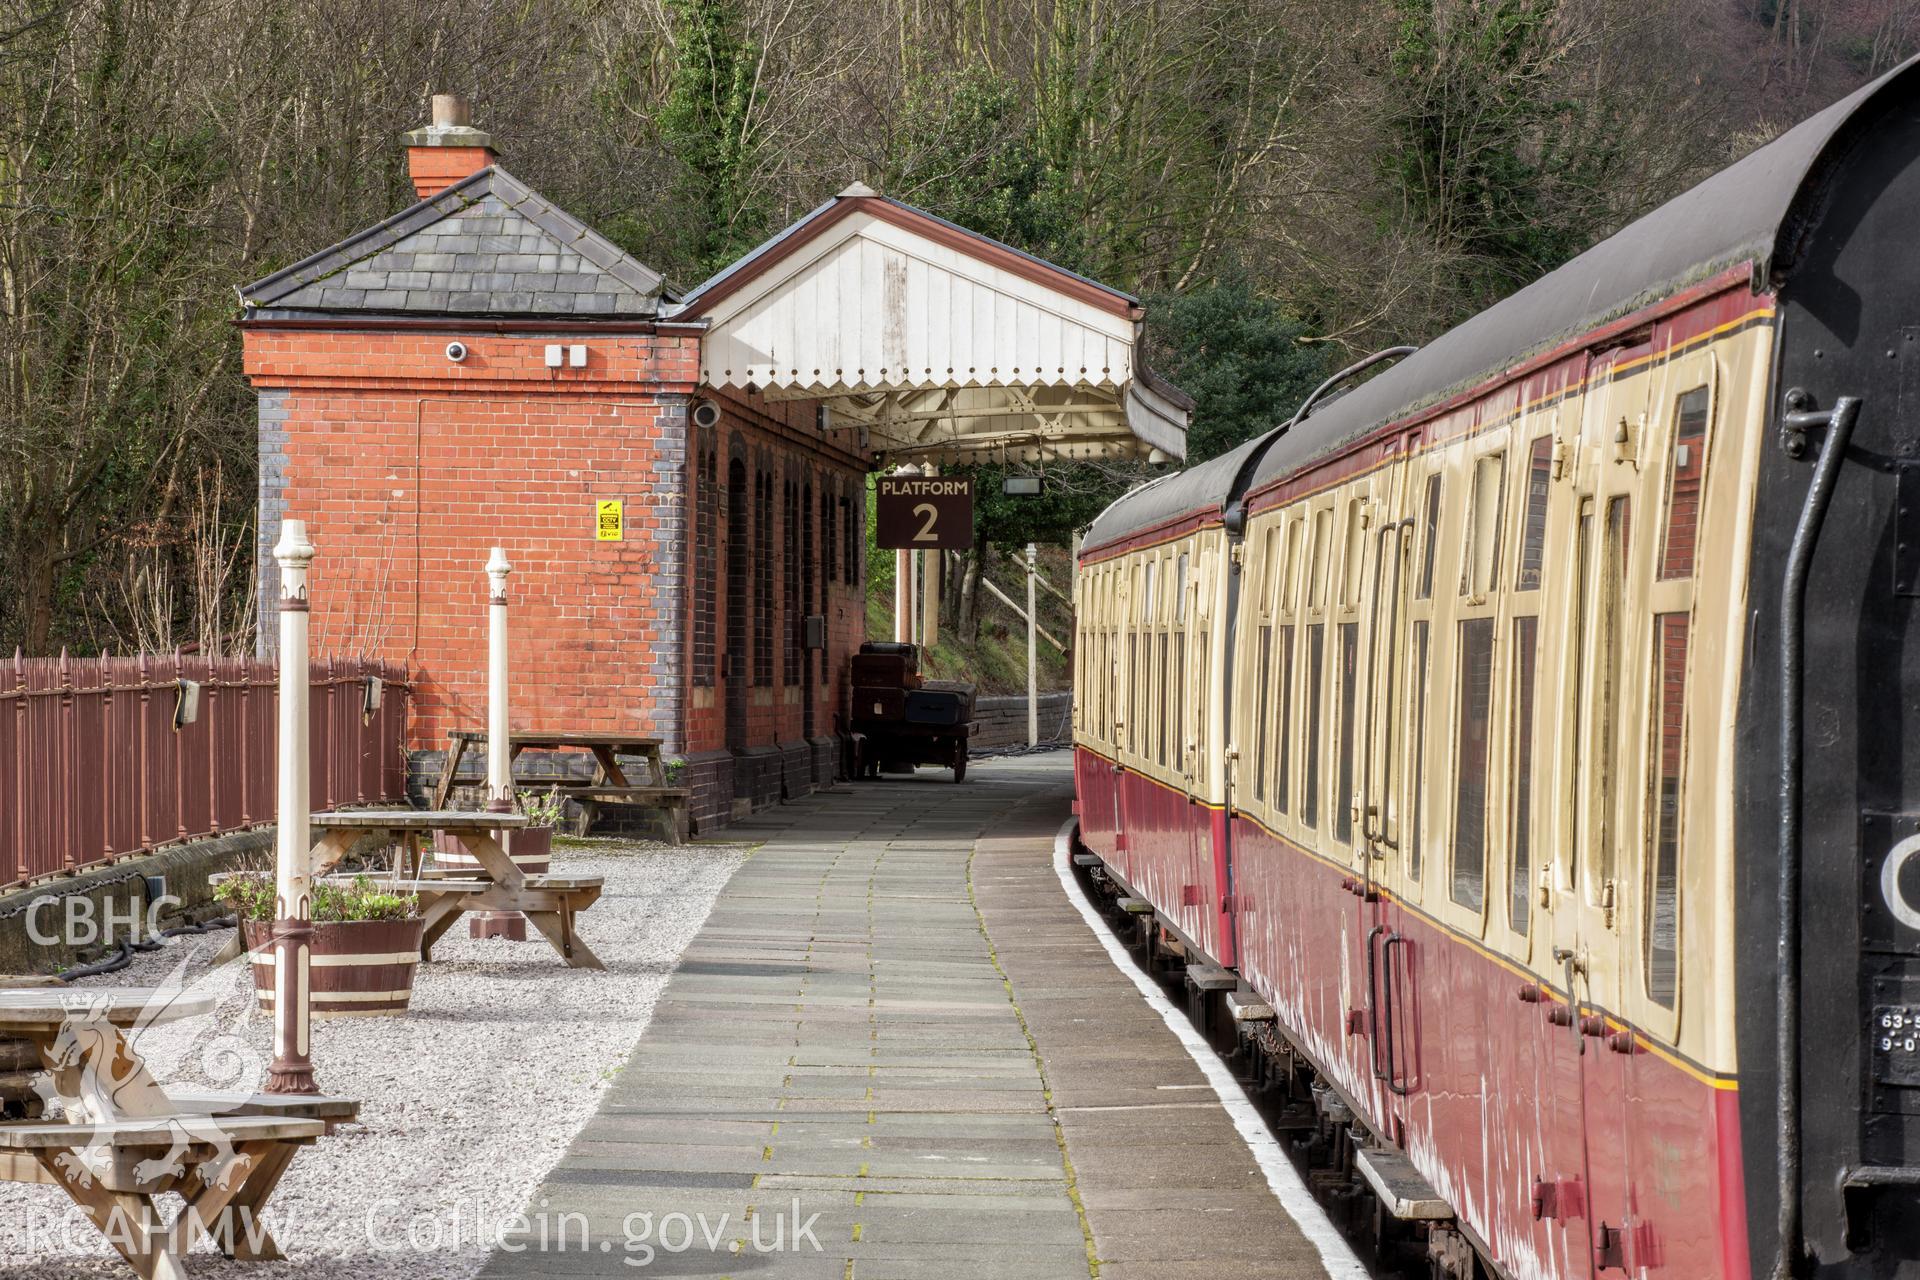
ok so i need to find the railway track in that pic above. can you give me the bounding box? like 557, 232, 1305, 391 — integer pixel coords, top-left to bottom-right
1065, 840, 1439, 1280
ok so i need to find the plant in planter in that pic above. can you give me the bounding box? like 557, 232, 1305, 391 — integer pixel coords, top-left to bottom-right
216, 873, 425, 1018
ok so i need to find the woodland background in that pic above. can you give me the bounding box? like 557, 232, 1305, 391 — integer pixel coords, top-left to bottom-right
1, 0, 1912, 655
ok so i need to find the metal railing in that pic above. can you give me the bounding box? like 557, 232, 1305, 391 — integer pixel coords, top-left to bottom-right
0, 652, 410, 890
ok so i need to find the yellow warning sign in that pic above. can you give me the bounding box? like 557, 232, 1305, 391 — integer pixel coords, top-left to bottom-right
595, 499, 624, 541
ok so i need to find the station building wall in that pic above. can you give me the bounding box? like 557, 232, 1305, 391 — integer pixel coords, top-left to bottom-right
680, 388, 868, 828
247, 328, 868, 831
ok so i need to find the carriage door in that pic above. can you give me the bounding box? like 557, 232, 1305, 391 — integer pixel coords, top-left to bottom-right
1362, 438, 1418, 1119
1548, 340, 1647, 1275
1576, 343, 1651, 1273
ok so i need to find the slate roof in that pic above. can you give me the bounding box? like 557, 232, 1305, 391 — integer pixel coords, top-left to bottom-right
241, 166, 675, 319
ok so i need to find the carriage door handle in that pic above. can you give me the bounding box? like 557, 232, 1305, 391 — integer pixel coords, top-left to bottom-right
1382, 931, 1409, 1095
1553, 947, 1585, 1055
1366, 924, 1387, 1080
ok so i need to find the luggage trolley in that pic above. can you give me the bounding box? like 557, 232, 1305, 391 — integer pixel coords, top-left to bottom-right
847, 642, 976, 782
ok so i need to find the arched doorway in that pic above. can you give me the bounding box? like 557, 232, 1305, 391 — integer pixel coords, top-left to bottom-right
725, 457, 749, 753
802, 476, 816, 743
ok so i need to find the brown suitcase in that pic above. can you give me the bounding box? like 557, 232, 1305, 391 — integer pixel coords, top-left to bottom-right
851, 653, 921, 689
853, 686, 907, 721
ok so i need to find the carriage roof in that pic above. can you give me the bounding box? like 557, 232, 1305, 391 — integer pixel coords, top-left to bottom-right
1082, 55, 1920, 558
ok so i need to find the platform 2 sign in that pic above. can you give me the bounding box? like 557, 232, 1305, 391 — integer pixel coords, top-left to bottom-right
875, 476, 974, 550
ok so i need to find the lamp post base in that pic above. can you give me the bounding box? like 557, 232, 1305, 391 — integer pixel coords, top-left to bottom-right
264, 1063, 318, 1095
264, 919, 318, 1095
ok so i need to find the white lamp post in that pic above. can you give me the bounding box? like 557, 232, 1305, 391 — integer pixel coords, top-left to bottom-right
486, 548, 512, 815
1026, 542, 1039, 748
266, 520, 317, 1095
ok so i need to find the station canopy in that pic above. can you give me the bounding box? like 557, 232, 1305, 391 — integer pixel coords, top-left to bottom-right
670, 185, 1190, 466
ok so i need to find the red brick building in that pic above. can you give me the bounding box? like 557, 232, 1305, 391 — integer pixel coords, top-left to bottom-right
241, 98, 1186, 829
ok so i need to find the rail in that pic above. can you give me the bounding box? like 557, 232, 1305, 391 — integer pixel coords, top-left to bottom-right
0, 652, 411, 890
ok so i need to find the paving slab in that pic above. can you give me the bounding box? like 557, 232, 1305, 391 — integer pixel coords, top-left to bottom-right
482, 756, 1334, 1279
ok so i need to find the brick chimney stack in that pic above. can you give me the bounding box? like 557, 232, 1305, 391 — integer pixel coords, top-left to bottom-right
404, 94, 497, 200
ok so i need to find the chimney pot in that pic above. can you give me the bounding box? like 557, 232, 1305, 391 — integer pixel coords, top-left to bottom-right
405, 93, 497, 201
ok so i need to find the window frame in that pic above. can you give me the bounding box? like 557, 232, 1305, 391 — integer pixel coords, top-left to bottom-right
1402, 466, 1441, 896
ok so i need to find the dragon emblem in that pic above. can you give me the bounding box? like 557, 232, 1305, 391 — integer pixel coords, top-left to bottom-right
32, 947, 267, 1192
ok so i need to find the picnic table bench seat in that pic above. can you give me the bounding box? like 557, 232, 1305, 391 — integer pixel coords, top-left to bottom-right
319, 874, 603, 893
163, 1092, 360, 1127
432, 730, 686, 841
545, 783, 689, 801
301, 867, 605, 967
0, 1114, 325, 1149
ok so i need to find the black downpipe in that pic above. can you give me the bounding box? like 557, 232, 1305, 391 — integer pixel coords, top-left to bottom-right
57, 941, 133, 982
54, 914, 239, 983
1773, 392, 1861, 1280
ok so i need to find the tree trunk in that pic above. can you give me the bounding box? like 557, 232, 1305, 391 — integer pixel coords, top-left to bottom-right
957, 532, 986, 642
18, 535, 56, 656
943, 547, 966, 620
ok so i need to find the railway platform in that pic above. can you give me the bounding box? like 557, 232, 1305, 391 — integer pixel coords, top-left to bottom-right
479, 753, 1351, 1278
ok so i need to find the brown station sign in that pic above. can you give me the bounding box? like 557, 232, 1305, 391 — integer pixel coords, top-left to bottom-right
875, 475, 974, 550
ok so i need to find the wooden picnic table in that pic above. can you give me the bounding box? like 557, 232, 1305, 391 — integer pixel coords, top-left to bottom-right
311, 810, 605, 970
431, 730, 688, 843
0, 987, 357, 1278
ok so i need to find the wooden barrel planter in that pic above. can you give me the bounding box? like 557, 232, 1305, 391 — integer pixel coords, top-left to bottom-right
433, 825, 552, 940
244, 918, 425, 1019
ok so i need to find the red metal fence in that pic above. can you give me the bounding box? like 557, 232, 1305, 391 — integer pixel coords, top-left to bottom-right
0, 653, 410, 891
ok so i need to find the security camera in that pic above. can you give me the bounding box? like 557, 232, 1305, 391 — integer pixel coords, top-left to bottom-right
445, 341, 469, 363
691, 399, 721, 430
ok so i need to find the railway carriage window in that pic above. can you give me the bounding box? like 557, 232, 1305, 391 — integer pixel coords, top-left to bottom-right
1104, 584, 1117, 744
1175, 551, 1189, 773
1367, 523, 1407, 847
1646, 613, 1688, 1008
1254, 625, 1272, 802
1416, 475, 1442, 600
1509, 616, 1539, 935
1659, 387, 1710, 580
1342, 500, 1365, 608
1145, 558, 1158, 760
1516, 437, 1553, 590
1460, 453, 1506, 599
1283, 519, 1303, 614
1121, 629, 1136, 759
1128, 563, 1141, 755
1158, 631, 1170, 767
1311, 510, 1332, 607
1335, 622, 1359, 845
1451, 617, 1496, 911
1304, 625, 1324, 829
1569, 503, 1594, 892
1590, 496, 1631, 894
1276, 625, 1295, 813
1194, 638, 1211, 791
1172, 629, 1186, 774
1408, 621, 1429, 881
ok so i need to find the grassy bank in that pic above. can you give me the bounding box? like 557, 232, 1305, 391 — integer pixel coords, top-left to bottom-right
864, 546, 1075, 696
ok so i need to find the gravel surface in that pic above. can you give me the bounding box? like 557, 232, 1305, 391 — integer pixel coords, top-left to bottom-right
0, 835, 750, 1279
